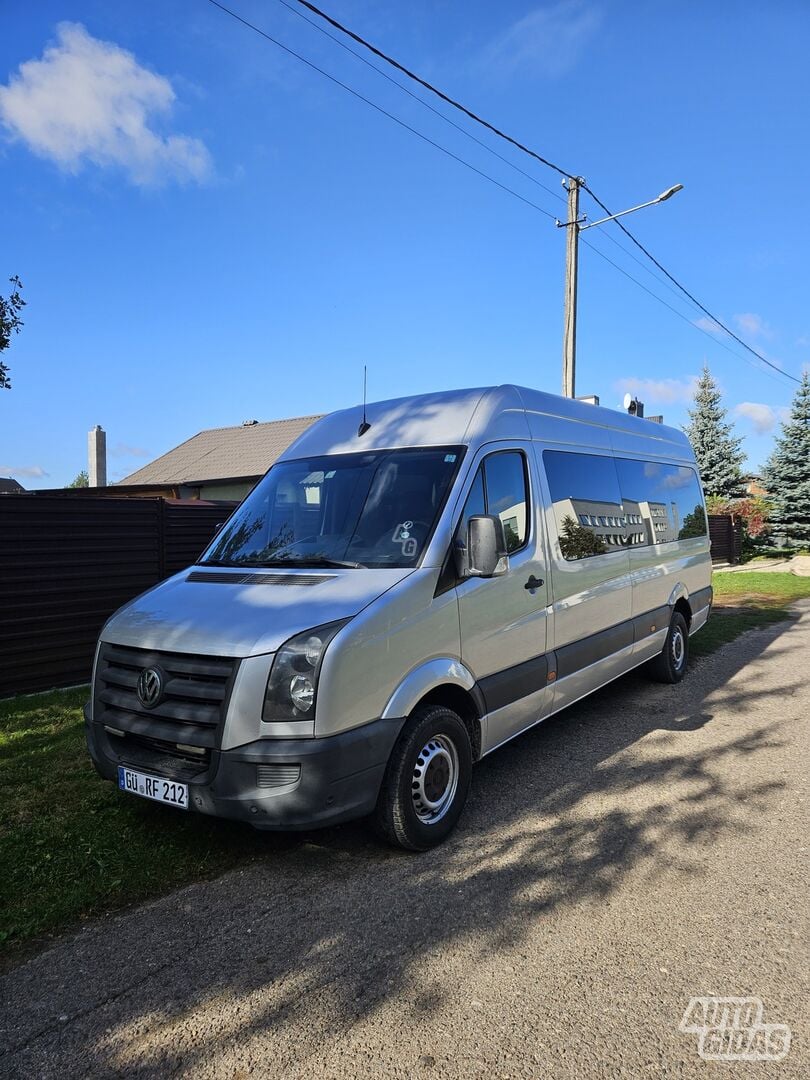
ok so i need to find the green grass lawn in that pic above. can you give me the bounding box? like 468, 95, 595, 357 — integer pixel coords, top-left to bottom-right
711, 571, 810, 607
2, 571, 808, 957
689, 571, 810, 658
0, 687, 271, 957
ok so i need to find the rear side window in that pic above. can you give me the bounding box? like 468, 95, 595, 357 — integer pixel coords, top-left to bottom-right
457, 451, 529, 553
543, 450, 707, 561
615, 459, 706, 543
543, 451, 623, 560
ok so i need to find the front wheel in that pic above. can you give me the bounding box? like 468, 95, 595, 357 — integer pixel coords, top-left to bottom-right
374, 705, 472, 851
649, 611, 689, 683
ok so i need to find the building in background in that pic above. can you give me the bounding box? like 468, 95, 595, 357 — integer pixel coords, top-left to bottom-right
118, 414, 323, 501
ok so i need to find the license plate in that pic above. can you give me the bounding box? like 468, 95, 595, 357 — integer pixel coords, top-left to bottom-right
118, 766, 188, 810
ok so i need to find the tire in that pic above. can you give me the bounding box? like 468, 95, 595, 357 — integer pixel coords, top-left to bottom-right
374, 704, 473, 851
649, 611, 689, 683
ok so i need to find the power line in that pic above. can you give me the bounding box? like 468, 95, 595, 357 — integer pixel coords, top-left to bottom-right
274, 0, 567, 207
581, 184, 801, 384
292, 0, 573, 180
291, 0, 800, 386
208, 0, 799, 388
213, 0, 765, 354
206, 0, 558, 219
282, 0, 735, 342
580, 235, 795, 388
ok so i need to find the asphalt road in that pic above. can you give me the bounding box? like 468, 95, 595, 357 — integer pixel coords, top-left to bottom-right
2, 606, 808, 1078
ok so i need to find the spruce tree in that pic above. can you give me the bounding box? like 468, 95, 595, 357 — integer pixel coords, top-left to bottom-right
685, 366, 745, 497
763, 371, 810, 546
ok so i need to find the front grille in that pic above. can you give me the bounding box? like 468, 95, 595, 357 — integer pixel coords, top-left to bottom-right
107, 729, 211, 782
257, 764, 301, 788
95, 643, 238, 751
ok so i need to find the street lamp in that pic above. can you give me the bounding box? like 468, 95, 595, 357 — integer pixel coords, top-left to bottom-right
556, 179, 683, 398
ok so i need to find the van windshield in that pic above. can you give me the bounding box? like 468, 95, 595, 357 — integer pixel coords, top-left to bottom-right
202, 447, 464, 570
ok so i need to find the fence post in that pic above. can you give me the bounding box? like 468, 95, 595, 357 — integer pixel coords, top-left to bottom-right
158, 498, 166, 580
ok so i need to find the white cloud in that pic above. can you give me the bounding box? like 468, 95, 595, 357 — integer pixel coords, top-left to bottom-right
733, 312, 772, 339
0, 23, 211, 186
615, 375, 699, 405
0, 464, 49, 478
733, 402, 788, 434
482, 2, 602, 78
693, 316, 725, 335
110, 442, 150, 458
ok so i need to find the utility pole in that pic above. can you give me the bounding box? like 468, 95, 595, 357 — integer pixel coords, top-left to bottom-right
560, 176, 584, 398
556, 181, 683, 401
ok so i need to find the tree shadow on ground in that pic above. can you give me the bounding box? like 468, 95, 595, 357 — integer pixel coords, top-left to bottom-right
0, 617, 802, 1077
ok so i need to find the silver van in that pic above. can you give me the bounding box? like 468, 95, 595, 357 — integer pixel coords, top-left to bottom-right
85, 385, 712, 849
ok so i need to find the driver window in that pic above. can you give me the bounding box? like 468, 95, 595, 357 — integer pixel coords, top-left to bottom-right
456, 451, 529, 554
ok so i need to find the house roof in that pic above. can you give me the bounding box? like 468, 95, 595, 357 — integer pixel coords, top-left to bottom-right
119, 415, 324, 486
0, 477, 25, 493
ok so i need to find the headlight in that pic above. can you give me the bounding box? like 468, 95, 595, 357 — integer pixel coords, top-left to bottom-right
262, 621, 348, 723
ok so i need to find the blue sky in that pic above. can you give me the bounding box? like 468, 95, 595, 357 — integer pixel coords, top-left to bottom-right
2, 0, 808, 487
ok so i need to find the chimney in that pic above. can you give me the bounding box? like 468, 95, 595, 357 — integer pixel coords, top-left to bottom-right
88, 425, 107, 487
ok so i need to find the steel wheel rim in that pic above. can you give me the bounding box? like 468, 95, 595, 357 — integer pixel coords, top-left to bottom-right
411, 735, 459, 825
671, 627, 685, 669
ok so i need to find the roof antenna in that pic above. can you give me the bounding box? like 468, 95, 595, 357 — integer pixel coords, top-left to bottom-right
357, 365, 371, 437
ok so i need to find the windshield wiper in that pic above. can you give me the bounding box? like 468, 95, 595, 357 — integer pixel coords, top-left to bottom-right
203, 556, 365, 570
287, 556, 365, 569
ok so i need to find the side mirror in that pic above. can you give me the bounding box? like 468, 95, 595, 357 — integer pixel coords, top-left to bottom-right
466, 515, 508, 578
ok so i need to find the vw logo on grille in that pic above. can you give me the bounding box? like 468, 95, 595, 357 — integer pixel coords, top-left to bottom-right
136, 667, 163, 709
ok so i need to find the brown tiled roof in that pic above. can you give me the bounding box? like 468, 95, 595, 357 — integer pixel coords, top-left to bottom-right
119, 415, 323, 486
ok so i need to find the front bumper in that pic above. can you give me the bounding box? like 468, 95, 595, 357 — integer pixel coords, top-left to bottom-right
84, 704, 406, 830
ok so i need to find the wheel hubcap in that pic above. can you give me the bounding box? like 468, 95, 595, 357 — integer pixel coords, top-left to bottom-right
411, 735, 459, 825
671, 628, 685, 668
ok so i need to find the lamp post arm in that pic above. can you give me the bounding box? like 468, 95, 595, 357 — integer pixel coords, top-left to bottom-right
579, 197, 664, 231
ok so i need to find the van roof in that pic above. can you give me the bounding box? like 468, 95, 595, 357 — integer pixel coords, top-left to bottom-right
280, 384, 694, 463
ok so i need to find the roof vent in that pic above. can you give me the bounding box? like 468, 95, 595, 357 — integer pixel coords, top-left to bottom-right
242, 419, 258, 426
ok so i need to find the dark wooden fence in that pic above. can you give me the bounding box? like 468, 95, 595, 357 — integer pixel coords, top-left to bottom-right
0, 496, 235, 696
708, 513, 742, 565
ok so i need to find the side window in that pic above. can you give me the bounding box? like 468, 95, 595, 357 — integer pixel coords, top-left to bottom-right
615, 459, 707, 544
484, 451, 529, 552
455, 451, 529, 554
543, 450, 624, 561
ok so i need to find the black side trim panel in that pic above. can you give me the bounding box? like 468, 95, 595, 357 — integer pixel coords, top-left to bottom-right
479, 653, 548, 713
472, 597, 706, 714
556, 620, 634, 681
691, 585, 713, 611
632, 605, 671, 642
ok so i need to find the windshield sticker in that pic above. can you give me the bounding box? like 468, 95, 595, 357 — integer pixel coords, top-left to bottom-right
392, 522, 418, 558
444, 454, 457, 463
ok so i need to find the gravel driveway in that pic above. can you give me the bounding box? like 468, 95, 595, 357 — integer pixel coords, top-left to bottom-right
2, 606, 808, 1078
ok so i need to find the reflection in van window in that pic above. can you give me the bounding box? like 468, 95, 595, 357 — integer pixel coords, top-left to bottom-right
485, 452, 528, 552
543, 450, 707, 561
203, 447, 463, 570
457, 451, 529, 554
543, 451, 623, 560
615, 459, 706, 542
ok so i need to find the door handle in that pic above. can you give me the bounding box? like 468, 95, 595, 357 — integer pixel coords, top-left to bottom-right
524, 575, 544, 590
